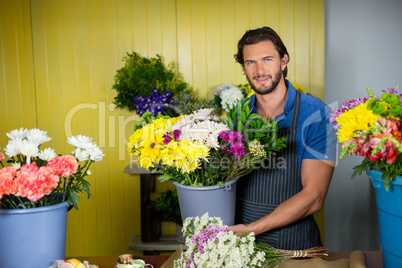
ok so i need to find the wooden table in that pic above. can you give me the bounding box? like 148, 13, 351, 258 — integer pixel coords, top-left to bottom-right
68, 255, 169, 268
326, 251, 383, 268
70, 250, 382, 268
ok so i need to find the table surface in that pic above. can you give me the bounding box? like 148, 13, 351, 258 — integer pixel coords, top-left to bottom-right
69, 250, 382, 268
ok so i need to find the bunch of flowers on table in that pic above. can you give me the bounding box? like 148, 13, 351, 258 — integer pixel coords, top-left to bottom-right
0, 128, 104, 209
127, 99, 287, 187
330, 86, 402, 190
173, 213, 327, 268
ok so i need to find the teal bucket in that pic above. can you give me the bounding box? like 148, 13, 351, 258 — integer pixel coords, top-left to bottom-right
173, 178, 239, 225
368, 169, 402, 268
0, 202, 68, 268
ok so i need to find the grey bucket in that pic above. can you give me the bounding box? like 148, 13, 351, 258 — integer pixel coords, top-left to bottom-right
0, 201, 68, 268
173, 178, 239, 225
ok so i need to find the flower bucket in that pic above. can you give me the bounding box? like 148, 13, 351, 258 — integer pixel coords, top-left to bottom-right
368, 169, 402, 268
0, 202, 68, 268
173, 178, 239, 225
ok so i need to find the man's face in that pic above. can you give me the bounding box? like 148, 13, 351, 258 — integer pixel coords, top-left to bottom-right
242, 40, 288, 95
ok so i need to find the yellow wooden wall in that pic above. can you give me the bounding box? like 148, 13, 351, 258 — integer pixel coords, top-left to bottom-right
0, 0, 325, 256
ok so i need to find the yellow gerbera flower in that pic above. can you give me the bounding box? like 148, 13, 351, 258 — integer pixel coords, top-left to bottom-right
336, 102, 380, 142
138, 132, 165, 168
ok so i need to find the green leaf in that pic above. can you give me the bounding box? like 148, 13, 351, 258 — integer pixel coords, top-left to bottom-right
217, 181, 224, 188
241, 110, 246, 123
158, 174, 173, 182
256, 119, 262, 128
248, 114, 262, 120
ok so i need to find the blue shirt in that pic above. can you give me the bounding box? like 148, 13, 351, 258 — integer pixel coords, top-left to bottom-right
246, 81, 337, 170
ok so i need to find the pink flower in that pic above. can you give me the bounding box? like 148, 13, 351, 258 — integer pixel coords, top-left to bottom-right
38, 166, 60, 194
0, 167, 18, 202
15, 171, 43, 201
0, 152, 5, 161
19, 162, 39, 173
47, 155, 78, 177
14, 165, 60, 202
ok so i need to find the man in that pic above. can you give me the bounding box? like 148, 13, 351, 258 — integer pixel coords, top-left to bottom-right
229, 26, 337, 250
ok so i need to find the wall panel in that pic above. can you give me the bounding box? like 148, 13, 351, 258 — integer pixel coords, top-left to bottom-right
0, 0, 36, 141
1, 0, 325, 256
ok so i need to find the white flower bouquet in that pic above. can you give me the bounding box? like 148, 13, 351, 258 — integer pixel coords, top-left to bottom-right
174, 213, 328, 268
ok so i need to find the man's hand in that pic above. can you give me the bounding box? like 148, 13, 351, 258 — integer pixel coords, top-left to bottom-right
228, 224, 249, 237
230, 159, 335, 237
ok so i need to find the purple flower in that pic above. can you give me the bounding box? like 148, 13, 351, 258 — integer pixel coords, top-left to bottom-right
219, 130, 244, 143
163, 130, 181, 144
133, 88, 173, 116
219, 131, 246, 158
229, 141, 246, 159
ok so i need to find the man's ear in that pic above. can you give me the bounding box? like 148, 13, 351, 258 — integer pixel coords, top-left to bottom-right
281, 54, 289, 71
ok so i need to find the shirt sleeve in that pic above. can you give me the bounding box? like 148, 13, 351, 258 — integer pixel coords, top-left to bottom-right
300, 100, 338, 161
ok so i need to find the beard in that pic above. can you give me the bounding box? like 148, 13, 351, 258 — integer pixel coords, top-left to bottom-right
246, 69, 282, 95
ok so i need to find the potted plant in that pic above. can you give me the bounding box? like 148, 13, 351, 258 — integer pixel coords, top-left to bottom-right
330, 86, 402, 268
112, 52, 187, 113
0, 128, 104, 268
156, 189, 184, 244
127, 101, 286, 225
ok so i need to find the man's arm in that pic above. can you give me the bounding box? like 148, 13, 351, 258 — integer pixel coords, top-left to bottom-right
229, 159, 335, 236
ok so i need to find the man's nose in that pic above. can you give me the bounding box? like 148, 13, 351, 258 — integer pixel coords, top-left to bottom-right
256, 61, 265, 75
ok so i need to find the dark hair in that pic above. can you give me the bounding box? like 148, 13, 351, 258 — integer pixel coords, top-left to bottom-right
234, 26, 290, 78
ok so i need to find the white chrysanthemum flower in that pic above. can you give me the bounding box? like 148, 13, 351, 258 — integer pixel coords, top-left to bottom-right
220, 85, 244, 112
11, 162, 21, 170
5, 138, 23, 157
74, 148, 90, 161
67, 135, 97, 149
206, 134, 219, 148
38, 148, 57, 161
214, 83, 234, 96
174, 115, 229, 149
26, 128, 52, 145
194, 108, 215, 117
6, 127, 27, 140
20, 140, 39, 163
86, 146, 104, 161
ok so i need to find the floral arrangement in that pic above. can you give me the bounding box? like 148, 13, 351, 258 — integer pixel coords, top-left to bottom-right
214, 83, 251, 112
0, 128, 104, 209
330, 86, 402, 190
173, 213, 328, 268
127, 99, 286, 187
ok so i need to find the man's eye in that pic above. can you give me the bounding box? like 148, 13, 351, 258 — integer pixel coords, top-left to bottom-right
246, 61, 254, 65
265, 58, 272, 62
